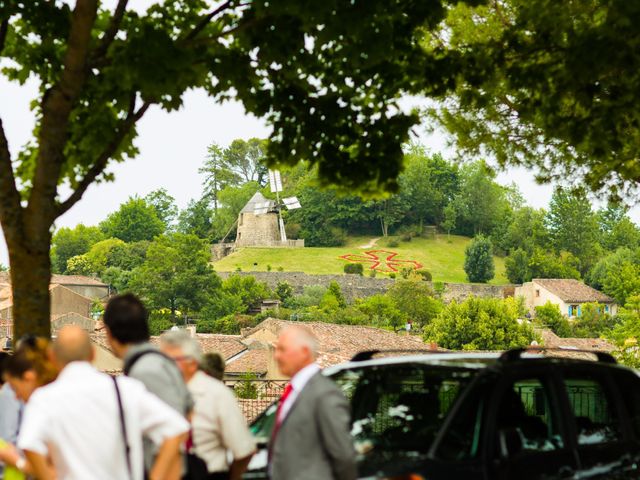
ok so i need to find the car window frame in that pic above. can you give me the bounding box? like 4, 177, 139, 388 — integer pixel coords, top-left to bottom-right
483, 365, 573, 463
429, 370, 497, 464
557, 364, 634, 446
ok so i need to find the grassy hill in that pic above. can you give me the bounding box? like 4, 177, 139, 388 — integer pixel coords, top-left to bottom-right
213, 234, 508, 284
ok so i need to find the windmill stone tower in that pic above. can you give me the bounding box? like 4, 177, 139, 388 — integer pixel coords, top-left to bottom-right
234, 170, 304, 248
235, 192, 281, 247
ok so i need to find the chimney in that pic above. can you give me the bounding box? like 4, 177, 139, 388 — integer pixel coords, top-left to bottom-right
185, 325, 196, 338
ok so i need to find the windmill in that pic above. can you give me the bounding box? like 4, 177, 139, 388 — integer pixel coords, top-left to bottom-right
253, 169, 301, 242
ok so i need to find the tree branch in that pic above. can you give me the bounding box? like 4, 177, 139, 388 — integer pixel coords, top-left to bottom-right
26, 0, 98, 226
0, 117, 24, 240
183, 1, 232, 42
90, 0, 128, 65
0, 19, 8, 56
56, 101, 151, 217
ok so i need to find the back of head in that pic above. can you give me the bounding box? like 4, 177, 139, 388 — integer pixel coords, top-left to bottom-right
160, 330, 203, 364
53, 326, 94, 366
4, 336, 57, 386
103, 294, 150, 344
201, 352, 225, 380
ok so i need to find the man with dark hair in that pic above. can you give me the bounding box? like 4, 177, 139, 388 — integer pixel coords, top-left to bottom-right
104, 294, 193, 479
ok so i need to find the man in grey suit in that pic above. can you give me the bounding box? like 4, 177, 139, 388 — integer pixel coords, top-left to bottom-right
268, 326, 357, 480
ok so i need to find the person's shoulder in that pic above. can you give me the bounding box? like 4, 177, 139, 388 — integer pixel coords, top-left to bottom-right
193, 371, 229, 394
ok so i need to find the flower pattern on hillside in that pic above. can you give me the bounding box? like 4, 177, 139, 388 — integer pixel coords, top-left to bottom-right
339, 250, 423, 273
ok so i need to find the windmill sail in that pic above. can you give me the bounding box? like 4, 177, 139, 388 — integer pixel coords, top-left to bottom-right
268, 170, 283, 193
282, 196, 301, 210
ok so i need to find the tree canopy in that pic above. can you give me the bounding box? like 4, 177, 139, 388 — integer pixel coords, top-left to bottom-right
1, 0, 472, 337
429, 0, 640, 199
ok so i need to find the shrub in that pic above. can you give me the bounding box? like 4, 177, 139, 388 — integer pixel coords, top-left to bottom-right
235, 373, 259, 399
277, 266, 284, 272
416, 269, 432, 281
266, 264, 272, 272
368, 269, 377, 278
275, 281, 294, 304
387, 238, 400, 248
400, 266, 415, 279
433, 281, 445, 295
424, 297, 536, 350
464, 235, 495, 283
344, 263, 364, 275
389, 272, 396, 279
148, 310, 175, 336
401, 233, 412, 242
535, 302, 572, 337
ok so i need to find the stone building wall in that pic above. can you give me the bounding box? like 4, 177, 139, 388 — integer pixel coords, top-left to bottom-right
236, 212, 281, 247
217, 271, 515, 303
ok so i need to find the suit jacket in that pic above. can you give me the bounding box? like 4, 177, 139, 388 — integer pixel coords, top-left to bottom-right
269, 372, 357, 480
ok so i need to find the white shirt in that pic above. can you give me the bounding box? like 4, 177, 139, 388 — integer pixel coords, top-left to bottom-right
18, 362, 189, 480
278, 363, 321, 422
188, 371, 256, 473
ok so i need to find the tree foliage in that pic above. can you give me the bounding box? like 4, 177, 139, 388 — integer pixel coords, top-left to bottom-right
50, 224, 105, 274
130, 233, 221, 317
2, 0, 466, 337
464, 235, 495, 283
100, 197, 165, 243
424, 297, 535, 350
430, 1, 640, 199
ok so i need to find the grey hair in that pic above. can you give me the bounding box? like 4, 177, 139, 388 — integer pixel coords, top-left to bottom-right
286, 325, 319, 359
161, 331, 203, 364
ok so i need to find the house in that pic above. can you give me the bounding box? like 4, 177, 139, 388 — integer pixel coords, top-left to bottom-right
0, 273, 110, 300
0, 283, 98, 337
516, 279, 617, 318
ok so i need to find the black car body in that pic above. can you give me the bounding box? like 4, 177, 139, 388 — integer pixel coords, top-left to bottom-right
245, 350, 640, 479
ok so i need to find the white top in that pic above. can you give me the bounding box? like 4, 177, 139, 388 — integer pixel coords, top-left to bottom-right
18, 362, 189, 480
188, 371, 256, 473
278, 363, 321, 422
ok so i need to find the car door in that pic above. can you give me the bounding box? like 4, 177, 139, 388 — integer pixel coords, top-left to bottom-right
558, 365, 640, 479
486, 371, 578, 480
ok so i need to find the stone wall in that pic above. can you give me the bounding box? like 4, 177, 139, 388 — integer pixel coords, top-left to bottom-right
236, 212, 281, 246
217, 271, 515, 303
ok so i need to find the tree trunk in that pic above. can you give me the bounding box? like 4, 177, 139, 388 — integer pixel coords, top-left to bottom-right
8, 238, 52, 339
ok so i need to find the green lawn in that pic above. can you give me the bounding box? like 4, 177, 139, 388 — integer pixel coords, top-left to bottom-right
213, 234, 508, 284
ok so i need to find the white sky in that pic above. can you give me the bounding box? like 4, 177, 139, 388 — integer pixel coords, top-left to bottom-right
0, 1, 638, 266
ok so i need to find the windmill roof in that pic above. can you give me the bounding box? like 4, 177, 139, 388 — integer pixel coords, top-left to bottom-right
240, 191, 270, 214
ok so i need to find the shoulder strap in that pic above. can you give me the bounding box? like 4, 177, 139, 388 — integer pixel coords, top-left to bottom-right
123, 349, 172, 375
112, 376, 133, 480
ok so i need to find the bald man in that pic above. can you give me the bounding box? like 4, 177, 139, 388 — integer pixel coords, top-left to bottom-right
17, 326, 189, 480
268, 326, 357, 480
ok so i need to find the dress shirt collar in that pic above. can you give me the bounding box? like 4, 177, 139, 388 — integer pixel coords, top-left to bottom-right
57, 361, 96, 381
290, 363, 320, 393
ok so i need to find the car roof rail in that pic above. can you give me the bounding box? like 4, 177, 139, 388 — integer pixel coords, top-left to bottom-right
351, 349, 443, 362
499, 347, 617, 364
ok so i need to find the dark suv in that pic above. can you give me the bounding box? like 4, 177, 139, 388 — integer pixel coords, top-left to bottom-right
245, 349, 640, 479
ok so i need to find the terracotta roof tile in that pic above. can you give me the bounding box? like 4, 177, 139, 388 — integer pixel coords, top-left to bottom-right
533, 279, 613, 303
225, 349, 269, 375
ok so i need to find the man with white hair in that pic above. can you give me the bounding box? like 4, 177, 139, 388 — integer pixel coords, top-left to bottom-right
268, 325, 356, 480
160, 331, 255, 480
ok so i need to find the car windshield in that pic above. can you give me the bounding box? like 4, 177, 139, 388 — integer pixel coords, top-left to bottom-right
249, 363, 475, 457
332, 363, 474, 455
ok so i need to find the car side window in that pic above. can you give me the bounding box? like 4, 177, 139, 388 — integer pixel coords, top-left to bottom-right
495, 378, 564, 455
437, 378, 491, 461
563, 376, 623, 445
